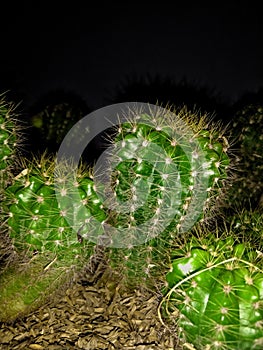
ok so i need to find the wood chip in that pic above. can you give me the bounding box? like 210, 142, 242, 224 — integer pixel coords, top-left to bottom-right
0, 267, 178, 349
29, 345, 45, 350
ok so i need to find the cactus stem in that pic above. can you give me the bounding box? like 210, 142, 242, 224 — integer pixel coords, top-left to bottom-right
158, 256, 262, 328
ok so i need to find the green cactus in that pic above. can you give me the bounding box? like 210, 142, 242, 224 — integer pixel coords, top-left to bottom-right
106, 106, 231, 287
226, 208, 263, 250
160, 232, 263, 350
29, 91, 89, 153
0, 104, 231, 321
229, 104, 263, 208
0, 93, 21, 189
0, 93, 22, 272
0, 155, 100, 322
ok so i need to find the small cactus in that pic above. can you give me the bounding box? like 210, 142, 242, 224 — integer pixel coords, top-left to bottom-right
29, 91, 89, 153
229, 104, 263, 209
226, 208, 263, 251
160, 231, 263, 350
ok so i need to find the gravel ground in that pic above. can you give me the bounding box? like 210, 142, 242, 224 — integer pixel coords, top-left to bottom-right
0, 266, 179, 350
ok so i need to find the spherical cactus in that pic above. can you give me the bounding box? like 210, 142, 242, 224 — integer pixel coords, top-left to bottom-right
105, 106, 231, 287
229, 104, 263, 209
0, 155, 100, 322
160, 232, 263, 350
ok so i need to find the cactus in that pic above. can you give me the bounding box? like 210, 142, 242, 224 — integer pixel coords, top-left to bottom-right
225, 208, 263, 252
105, 106, 231, 287
160, 231, 263, 350
0, 104, 231, 321
29, 91, 89, 153
229, 104, 263, 209
0, 155, 100, 322
0, 93, 23, 271
0, 93, 21, 190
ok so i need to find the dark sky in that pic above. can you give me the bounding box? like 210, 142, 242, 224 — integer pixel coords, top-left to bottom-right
0, 1, 262, 110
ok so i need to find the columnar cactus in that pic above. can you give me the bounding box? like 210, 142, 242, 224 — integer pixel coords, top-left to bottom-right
161, 232, 263, 350
0, 155, 98, 322
229, 104, 263, 208
0, 93, 21, 190
0, 93, 22, 272
106, 106, 231, 286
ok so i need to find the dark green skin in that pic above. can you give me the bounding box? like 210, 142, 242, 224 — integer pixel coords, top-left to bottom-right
0, 169, 99, 322
165, 237, 263, 349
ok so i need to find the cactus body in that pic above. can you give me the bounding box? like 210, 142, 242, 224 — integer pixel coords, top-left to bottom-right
227, 209, 263, 250
229, 104, 263, 208
0, 156, 100, 321
0, 94, 22, 271
30, 99, 88, 153
0, 94, 20, 189
106, 107, 230, 285
163, 235, 263, 349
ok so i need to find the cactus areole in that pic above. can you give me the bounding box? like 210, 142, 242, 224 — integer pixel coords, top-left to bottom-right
164, 237, 263, 350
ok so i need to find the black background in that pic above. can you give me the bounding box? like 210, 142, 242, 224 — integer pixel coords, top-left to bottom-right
0, 1, 262, 120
